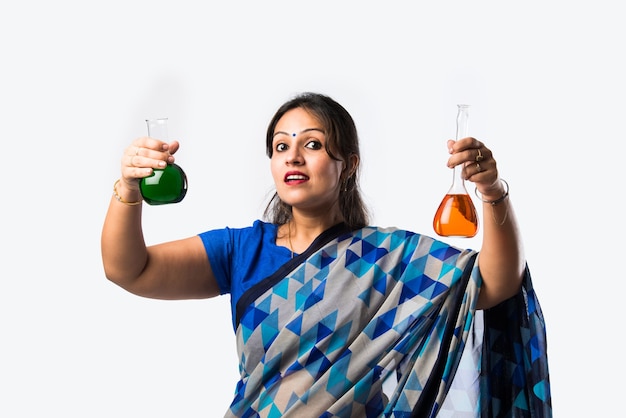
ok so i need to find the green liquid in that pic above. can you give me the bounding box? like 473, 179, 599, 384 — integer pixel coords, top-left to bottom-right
140, 164, 187, 205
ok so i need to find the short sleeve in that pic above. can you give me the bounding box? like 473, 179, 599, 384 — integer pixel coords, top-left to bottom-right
198, 227, 233, 295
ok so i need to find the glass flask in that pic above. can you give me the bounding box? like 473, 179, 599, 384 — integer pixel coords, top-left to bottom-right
140, 118, 188, 205
433, 104, 479, 237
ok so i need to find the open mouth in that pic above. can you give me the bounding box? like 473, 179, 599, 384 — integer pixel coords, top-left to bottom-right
285, 173, 309, 184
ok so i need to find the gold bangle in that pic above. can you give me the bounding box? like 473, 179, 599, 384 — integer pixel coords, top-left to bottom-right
113, 179, 143, 206
474, 179, 509, 206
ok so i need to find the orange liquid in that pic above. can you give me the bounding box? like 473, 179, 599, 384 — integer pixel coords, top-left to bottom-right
433, 193, 479, 237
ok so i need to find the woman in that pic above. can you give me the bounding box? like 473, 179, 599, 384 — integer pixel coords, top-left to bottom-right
101, 92, 550, 417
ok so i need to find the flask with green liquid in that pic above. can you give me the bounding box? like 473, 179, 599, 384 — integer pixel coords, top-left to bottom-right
140, 118, 188, 205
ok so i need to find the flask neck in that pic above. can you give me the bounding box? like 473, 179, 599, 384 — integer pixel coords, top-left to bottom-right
449, 164, 469, 194
449, 104, 470, 195
146, 118, 169, 140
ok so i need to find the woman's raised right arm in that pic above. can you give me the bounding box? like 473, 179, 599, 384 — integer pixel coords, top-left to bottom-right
100, 138, 220, 300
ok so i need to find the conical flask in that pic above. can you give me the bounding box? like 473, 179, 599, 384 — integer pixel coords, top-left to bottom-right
433, 105, 479, 237
139, 118, 188, 205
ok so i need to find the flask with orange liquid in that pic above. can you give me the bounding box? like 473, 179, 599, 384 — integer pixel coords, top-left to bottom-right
433, 104, 479, 237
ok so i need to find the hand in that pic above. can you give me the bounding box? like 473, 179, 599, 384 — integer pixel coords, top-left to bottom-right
446, 137, 504, 200
119, 138, 180, 190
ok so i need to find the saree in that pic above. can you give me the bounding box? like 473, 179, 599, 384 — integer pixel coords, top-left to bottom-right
226, 225, 551, 417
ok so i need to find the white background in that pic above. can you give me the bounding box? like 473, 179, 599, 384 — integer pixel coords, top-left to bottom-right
1, 1, 623, 416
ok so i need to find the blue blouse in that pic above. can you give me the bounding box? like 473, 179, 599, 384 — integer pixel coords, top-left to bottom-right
198, 220, 292, 330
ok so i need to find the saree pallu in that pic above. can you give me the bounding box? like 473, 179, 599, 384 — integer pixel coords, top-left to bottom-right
226, 225, 551, 417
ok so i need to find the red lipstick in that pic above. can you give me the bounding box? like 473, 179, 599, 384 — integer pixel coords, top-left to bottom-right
284, 171, 309, 185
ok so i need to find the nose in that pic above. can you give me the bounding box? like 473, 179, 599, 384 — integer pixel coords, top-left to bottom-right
286, 147, 303, 165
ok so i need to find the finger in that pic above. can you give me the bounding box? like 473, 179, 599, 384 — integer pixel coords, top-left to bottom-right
126, 155, 147, 176
122, 160, 154, 183
461, 145, 493, 167
452, 136, 475, 150
127, 146, 144, 168
446, 139, 456, 153
130, 146, 149, 161
475, 148, 484, 162
128, 153, 168, 170
447, 148, 481, 169
127, 141, 174, 166
167, 140, 181, 155
466, 160, 500, 187
127, 137, 170, 155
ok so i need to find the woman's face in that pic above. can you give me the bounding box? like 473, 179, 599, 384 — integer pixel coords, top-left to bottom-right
270, 107, 343, 215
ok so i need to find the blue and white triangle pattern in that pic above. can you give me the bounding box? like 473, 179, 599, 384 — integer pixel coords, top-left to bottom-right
229, 226, 478, 417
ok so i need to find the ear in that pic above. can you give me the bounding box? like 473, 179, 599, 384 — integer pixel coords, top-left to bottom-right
340, 154, 359, 186
346, 154, 359, 178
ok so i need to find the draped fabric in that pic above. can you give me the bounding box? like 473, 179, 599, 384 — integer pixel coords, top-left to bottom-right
225, 226, 551, 417
480, 265, 551, 417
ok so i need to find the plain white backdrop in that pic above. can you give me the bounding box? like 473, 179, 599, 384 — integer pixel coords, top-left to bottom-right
1, 1, 623, 416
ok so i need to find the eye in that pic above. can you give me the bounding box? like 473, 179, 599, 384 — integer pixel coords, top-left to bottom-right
275, 143, 287, 152
305, 140, 323, 150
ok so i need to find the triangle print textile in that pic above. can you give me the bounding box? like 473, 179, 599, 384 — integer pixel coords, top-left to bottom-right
479, 264, 552, 417
226, 226, 551, 417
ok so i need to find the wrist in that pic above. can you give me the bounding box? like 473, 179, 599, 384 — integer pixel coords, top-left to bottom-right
475, 179, 509, 206
113, 179, 143, 206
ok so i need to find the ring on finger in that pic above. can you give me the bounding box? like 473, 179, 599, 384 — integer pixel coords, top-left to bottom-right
475, 148, 484, 162
476, 162, 482, 173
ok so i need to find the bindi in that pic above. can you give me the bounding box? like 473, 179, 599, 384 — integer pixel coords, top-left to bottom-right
292, 133, 296, 137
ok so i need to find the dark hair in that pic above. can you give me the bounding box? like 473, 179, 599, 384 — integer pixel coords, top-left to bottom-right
263, 92, 369, 229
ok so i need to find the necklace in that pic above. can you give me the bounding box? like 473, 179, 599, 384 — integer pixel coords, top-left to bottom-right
287, 221, 295, 259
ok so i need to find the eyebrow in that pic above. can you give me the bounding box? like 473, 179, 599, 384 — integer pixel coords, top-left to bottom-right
272, 127, 325, 138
